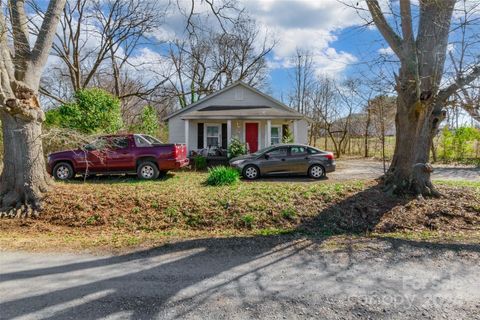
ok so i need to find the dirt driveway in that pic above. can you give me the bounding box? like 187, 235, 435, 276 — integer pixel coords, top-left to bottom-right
330, 159, 479, 181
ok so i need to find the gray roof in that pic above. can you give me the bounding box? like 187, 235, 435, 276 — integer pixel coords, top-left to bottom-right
164, 81, 306, 121
181, 105, 304, 120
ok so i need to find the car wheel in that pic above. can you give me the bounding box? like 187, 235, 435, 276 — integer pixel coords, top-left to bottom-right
308, 164, 325, 179
137, 161, 159, 180
243, 165, 259, 180
53, 162, 74, 181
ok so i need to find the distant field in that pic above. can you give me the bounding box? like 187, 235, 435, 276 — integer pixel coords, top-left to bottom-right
314, 136, 479, 165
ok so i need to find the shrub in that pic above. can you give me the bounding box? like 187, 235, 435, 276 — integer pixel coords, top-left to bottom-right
193, 155, 207, 170
282, 126, 294, 143
241, 214, 255, 228
130, 105, 160, 136
228, 138, 247, 159
281, 208, 296, 220
45, 88, 123, 134
205, 166, 240, 186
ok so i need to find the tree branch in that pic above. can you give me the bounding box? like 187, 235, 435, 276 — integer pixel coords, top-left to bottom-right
399, 0, 414, 47
9, 0, 31, 61
0, 4, 14, 81
438, 63, 480, 102
366, 0, 403, 57
31, 0, 66, 68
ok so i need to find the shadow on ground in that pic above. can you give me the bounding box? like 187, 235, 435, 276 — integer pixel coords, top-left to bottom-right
66, 173, 176, 184
1, 183, 479, 319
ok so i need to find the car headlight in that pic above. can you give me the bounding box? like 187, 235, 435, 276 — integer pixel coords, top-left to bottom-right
230, 160, 245, 166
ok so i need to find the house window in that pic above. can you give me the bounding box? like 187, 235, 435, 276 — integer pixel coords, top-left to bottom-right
271, 126, 282, 145
206, 125, 221, 147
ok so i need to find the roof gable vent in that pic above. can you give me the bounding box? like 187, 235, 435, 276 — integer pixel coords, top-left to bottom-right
234, 87, 244, 100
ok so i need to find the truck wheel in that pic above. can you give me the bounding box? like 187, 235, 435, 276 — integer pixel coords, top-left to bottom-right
137, 161, 159, 180
53, 162, 75, 181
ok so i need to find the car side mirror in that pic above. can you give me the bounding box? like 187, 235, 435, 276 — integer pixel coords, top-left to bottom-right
264, 154, 270, 160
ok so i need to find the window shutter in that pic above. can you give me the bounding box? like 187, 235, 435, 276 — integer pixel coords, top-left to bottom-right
197, 123, 204, 149
222, 123, 228, 149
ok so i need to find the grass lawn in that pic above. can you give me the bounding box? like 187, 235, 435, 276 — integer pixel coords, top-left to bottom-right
1, 172, 479, 252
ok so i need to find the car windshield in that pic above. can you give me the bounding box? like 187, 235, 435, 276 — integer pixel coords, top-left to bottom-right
251, 146, 278, 156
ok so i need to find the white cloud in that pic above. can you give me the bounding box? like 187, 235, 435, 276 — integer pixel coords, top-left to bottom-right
242, 0, 363, 76
378, 46, 394, 55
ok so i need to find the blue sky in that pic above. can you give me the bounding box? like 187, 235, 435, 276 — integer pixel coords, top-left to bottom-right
33, 0, 479, 107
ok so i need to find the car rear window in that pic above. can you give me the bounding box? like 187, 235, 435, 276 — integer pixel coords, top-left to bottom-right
308, 148, 320, 154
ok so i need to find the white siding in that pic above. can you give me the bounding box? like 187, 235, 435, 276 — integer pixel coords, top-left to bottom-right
167, 83, 309, 151
168, 117, 185, 144
297, 119, 309, 144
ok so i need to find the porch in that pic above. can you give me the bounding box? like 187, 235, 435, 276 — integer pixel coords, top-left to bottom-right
183, 118, 303, 156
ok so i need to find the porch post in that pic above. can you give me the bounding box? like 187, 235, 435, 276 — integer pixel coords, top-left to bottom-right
227, 119, 232, 145
293, 120, 298, 143
184, 119, 189, 152
266, 120, 272, 146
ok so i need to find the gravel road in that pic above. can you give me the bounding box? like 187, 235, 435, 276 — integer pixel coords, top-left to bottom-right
329, 159, 479, 181
1, 237, 479, 319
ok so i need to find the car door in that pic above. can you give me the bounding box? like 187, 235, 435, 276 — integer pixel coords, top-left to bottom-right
106, 136, 135, 171
74, 138, 108, 173
287, 146, 310, 174
258, 147, 289, 175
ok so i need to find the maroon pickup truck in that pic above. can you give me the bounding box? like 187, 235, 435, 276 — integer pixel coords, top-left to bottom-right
47, 134, 189, 180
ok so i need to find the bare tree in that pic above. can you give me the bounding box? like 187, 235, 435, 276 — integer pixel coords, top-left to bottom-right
364, 0, 480, 197
33, 0, 167, 114
289, 48, 315, 114
0, 0, 66, 214
309, 76, 358, 158
367, 95, 396, 171
164, 12, 275, 107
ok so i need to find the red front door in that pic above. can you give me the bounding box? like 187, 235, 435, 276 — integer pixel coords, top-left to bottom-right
245, 123, 259, 152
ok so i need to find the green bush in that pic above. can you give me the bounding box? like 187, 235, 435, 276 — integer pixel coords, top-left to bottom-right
282, 126, 294, 143
193, 155, 207, 170
281, 208, 296, 220
45, 88, 123, 134
228, 138, 247, 159
241, 214, 255, 228
130, 105, 160, 136
438, 126, 480, 163
205, 166, 240, 186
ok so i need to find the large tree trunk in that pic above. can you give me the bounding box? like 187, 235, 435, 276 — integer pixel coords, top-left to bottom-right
384, 88, 444, 198
0, 86, 51, 216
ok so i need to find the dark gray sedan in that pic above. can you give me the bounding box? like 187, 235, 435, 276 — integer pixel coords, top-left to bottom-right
229, 144, 336, 180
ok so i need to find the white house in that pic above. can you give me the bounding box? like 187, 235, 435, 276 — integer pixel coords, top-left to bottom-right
165, 81, 309, 154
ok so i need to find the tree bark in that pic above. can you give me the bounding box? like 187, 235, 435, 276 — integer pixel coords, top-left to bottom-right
0, 85, 51, 215
384, 88, 444, 197
0, 0, 65, 216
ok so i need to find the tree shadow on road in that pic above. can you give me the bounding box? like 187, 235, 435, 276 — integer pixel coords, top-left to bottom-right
1, 183, 479, 319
